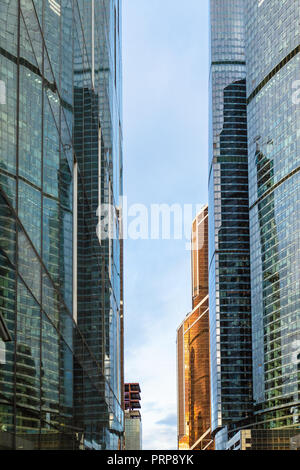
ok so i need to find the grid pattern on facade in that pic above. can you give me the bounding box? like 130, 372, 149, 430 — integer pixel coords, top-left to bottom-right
209, 1, 253, 439
124, 410, 142, 451
178, 207, 214, 450
0, 0, 123, 450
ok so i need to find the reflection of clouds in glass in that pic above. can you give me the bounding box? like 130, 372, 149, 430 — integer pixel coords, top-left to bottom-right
0, 81, 6, 105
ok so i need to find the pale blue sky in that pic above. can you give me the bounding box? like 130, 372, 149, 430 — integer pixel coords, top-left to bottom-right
123, 0, 210, 450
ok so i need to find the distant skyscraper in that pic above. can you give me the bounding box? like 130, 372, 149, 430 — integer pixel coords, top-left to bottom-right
177, 206, 214, 450
209, 0, 253, 448
0, 0, 123, 450
124, 383, 142, 450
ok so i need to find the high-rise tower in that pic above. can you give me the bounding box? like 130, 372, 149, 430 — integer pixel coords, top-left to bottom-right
245, 0, 300, 430
0, 0, 123, 450
177, 206, 214, 450
208, 0, 253, 447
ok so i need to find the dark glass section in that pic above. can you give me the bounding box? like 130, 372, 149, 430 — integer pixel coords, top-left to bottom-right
178, 208, 214, 450
209, 1, 253, 444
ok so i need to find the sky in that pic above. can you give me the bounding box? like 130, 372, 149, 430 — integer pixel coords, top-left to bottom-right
122, 0, 210, 450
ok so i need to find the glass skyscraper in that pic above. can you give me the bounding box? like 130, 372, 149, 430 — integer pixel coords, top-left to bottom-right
246, 0, 300, 430
209, 0, 300, 448
0, 0, 123, 450
177, 206, 214, 450
208, 0, 253, 446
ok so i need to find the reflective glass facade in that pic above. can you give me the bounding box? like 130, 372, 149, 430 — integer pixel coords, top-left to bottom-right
0, 0, 123, 450
208, 0, 253, 440
177, 207, 214, 450
246, 0, 300, 429
226, 428, 300, 451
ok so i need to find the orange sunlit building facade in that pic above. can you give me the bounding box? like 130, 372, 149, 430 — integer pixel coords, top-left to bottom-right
177, 205, 214, 450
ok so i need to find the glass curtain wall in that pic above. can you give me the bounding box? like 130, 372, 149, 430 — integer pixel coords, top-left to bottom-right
246, 0, 300, 430
0, 0, 123, 450
208, 0, 253, 447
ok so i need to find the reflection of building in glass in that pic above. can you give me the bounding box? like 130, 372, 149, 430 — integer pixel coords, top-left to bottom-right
246, 0, 300, 431
0, 311, 11, 344
119, 218, 125, 450
0, 0, 123, 449
124, 383, 142, 450
209, 0, 300, 449
177, 206, 214, 450
209, 0, 253, 448
125, 383, 141, 411
226, 429, 300, 451
124, 410, 142, 451
0, 310, 11, 365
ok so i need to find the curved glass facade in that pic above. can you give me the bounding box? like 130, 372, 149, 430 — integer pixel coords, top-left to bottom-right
209, 0, 300, 446
246, 0, 300, 429
209, 0, 253, 439
0, 0, 123, 450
